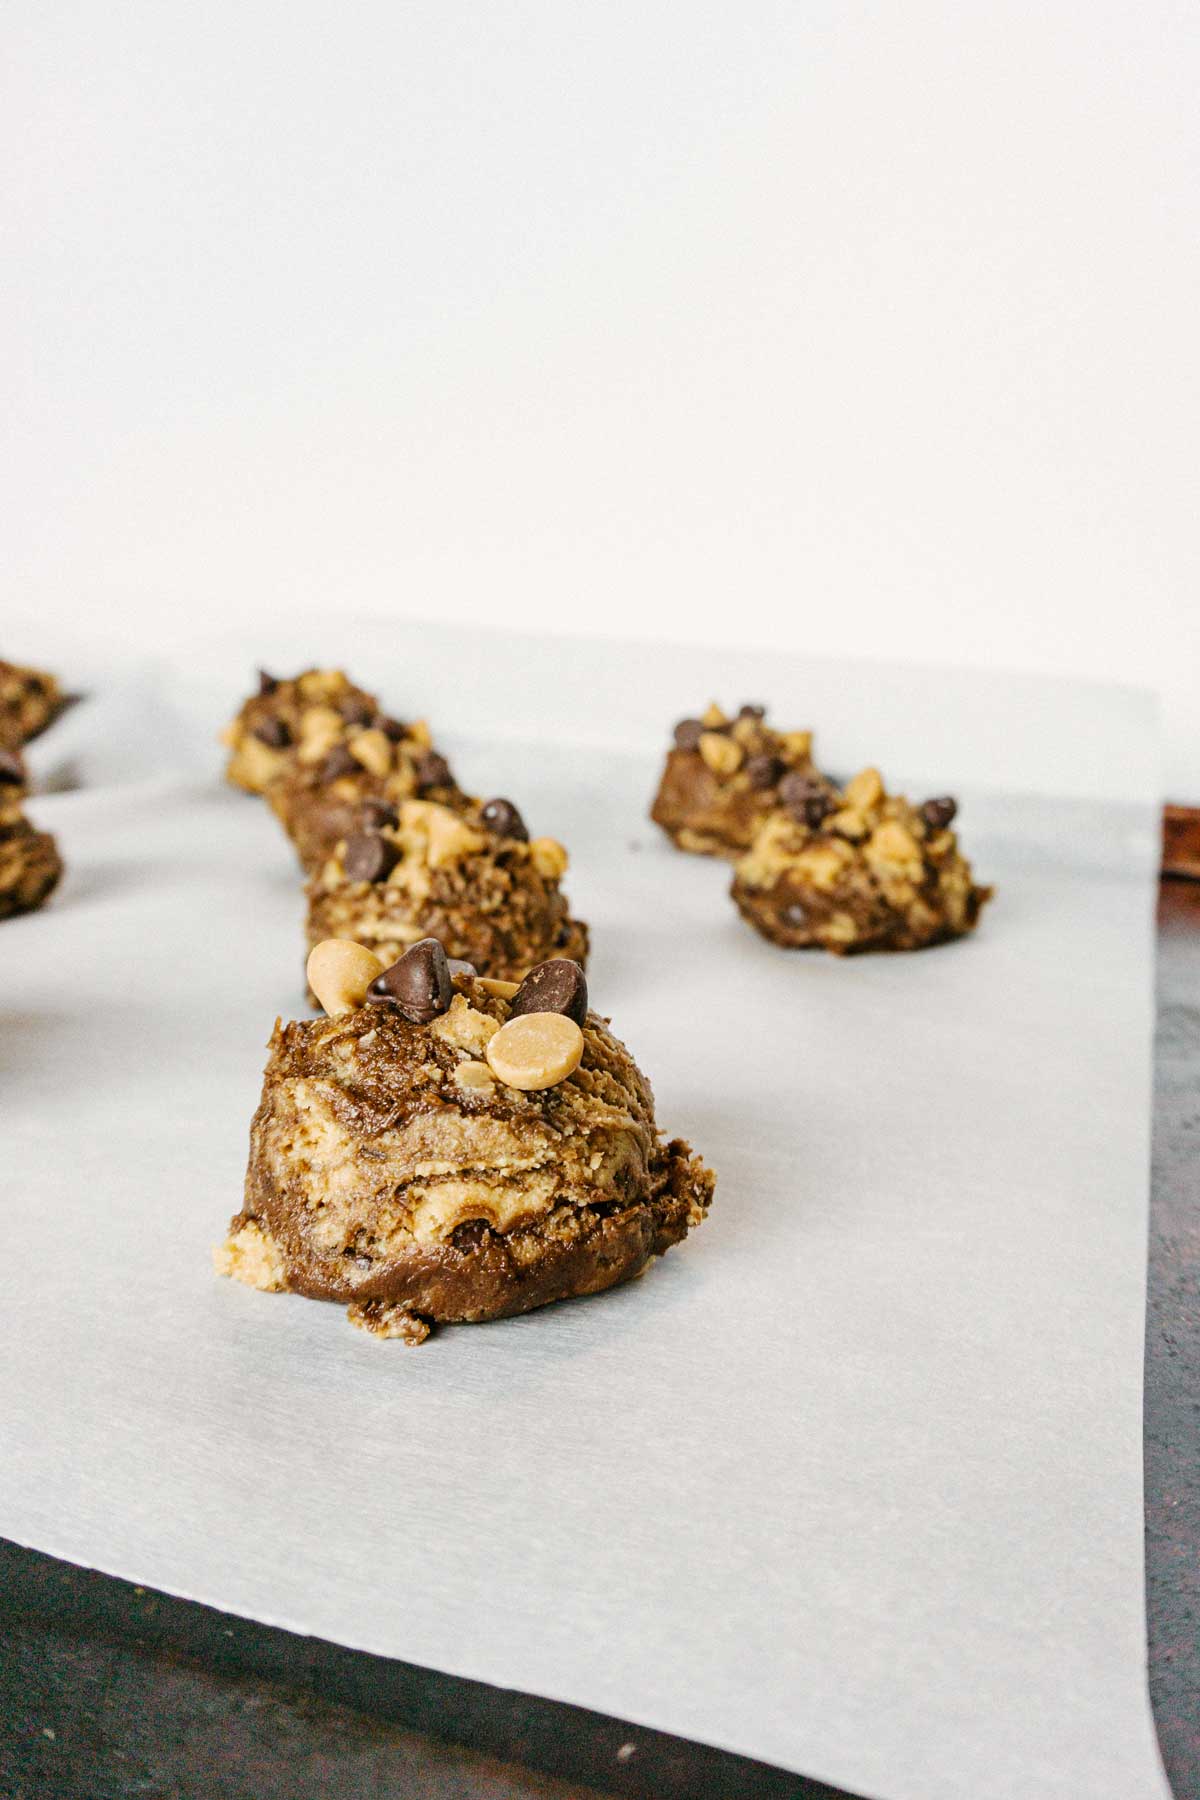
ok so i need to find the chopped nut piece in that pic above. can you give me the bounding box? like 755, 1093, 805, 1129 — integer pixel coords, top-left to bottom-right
699, 731, 743, 776
425, 806, 486, 867
430, 995, 500, 1054
478, 977, 521, 998
844, 766, 883, 810
297, 710, 344, 765
829, 807, 868, 840
868, 820, 923, 868
453, 1059, 496, 1095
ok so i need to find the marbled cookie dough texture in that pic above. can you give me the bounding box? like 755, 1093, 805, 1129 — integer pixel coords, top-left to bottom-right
0, 659, 62, 750
305, 795, 588, 984
732, 768, 991, 953
650, 701, 829, 858
216, 942, 714, 1340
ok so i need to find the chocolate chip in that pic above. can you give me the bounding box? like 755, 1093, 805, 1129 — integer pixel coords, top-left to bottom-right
337, 694, 375, 726
674, 718, 705, 751
252, 717, 292, 748
745, 753, 782, 790
343, 831, 399, 883
414, 751, 453, 791
367, 938, 453, 1023
359, 799, 398, 832
375, 715, 409, 742
447, 957, 476, 981
779, 772, 832, 829
320, 743, 359, 781
481, 797, 528, 841
0, 750, 25, 786
738, 703, 766, 720
509, 958, 588, 1027
921, 796, 958, 830
257, 669, 279, 696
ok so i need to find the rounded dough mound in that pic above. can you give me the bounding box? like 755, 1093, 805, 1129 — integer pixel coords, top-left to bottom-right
221, 975, 712, 1327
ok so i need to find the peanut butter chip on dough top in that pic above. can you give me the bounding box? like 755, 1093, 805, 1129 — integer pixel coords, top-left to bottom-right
485, 1012, 585, 1091
306, 940, 386, 1016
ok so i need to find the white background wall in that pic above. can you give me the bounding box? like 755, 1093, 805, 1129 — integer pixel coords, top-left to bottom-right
3, 2, 1197, 788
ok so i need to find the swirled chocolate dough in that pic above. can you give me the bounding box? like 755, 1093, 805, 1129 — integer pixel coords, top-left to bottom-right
216, 968, 713, 1341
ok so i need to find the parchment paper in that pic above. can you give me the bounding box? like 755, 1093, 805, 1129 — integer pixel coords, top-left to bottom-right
0, 625, 1168, 1800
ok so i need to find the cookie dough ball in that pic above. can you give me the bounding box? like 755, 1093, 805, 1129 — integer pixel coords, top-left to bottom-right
216, 946, 714, 1339
305, 796, 589, 985
269, 720, 463, 871
650, 701, 830, 859
731, 768, 991, 954
0, 810, 62, 918
219, 667, 380, 795
0, 660, 62, 750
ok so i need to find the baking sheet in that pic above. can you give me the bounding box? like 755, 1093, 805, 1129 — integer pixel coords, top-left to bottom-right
0, 625, 1168, 1800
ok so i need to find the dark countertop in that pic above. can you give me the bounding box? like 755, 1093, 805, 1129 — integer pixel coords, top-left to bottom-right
2, 883, 1197, 1800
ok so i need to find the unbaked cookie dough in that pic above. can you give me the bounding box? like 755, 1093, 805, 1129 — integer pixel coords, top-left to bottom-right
0, 763, 62, 919
650, 701, 829, 858
305, 796, 589, 985
219, 667, 382, 796
269, 719, 463, 872
731, 767, 991, 954
0, 659, 62, 751
216, 941, 714, 1340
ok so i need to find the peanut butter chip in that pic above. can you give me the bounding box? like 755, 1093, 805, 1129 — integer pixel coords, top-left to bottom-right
349, 727, 392, 778
306, 939, 386, 1015
485, 1012, 584, 1091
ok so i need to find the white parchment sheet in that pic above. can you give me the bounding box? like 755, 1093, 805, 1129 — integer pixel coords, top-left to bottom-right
0, 625, 1168, 1800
